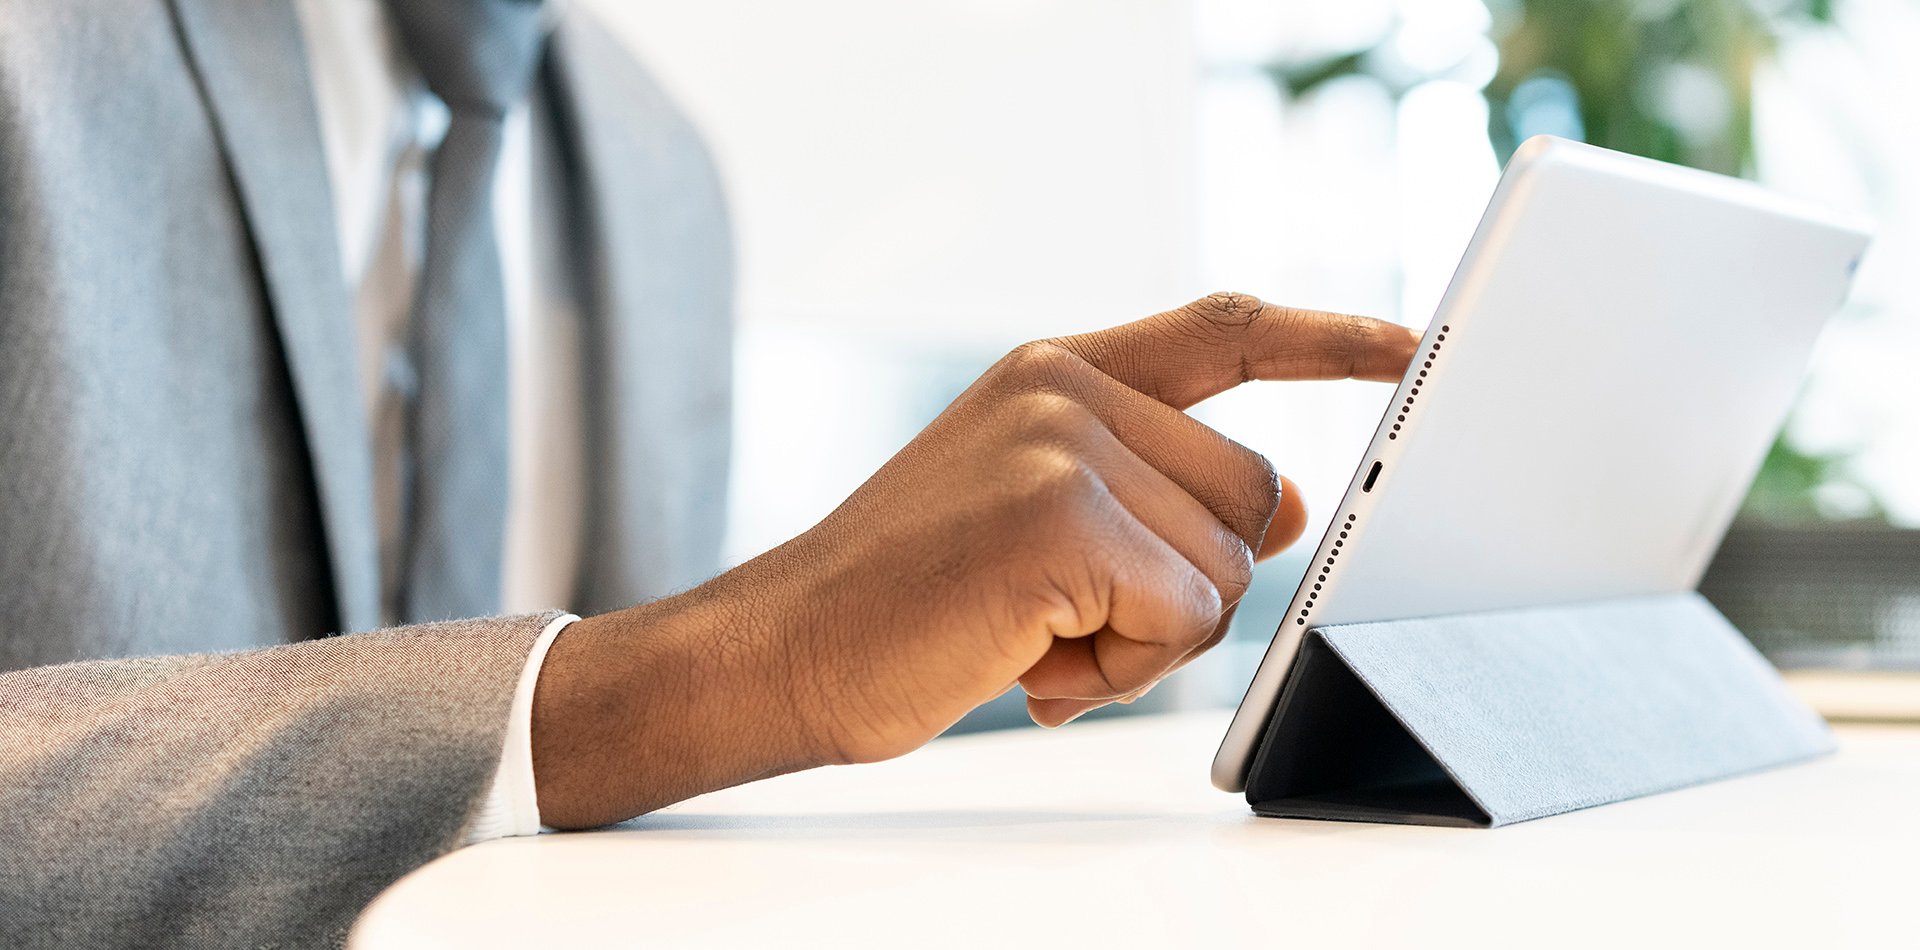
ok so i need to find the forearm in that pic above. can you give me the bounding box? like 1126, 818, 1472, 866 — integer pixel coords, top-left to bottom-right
528, 556, 829, 829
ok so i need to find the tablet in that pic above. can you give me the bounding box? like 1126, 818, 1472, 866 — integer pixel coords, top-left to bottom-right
1211, 136, 1872, 793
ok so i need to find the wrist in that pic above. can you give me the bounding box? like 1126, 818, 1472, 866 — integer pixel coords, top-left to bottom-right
528, 574, 827, 828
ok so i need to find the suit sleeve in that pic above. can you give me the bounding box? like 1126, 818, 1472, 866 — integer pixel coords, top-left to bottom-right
0, 610, 562, 949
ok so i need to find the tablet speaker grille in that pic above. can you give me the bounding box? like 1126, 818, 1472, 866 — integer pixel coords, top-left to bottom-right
1295, 512, 1358, 627
1388, 324, 1447, 441
1294, 323, 1449, 628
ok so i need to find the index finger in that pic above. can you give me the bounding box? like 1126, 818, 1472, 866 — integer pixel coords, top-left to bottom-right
1050, 292, 1420, 409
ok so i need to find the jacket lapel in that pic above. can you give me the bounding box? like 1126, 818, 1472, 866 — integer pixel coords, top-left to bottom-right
545, 13, 737, 613
168, 0, 381, 633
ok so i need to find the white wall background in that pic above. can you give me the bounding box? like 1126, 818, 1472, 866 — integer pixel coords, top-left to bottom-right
593, 0, 1199, 346
586, 0, 1214, 566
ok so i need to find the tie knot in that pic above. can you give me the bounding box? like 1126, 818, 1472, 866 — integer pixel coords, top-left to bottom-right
386, 0, 549, 118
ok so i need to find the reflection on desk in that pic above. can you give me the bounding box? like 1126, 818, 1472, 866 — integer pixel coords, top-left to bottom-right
353, 712, 1918, 949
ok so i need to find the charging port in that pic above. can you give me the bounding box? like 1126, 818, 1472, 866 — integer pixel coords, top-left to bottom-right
1362, 460, 1383, 492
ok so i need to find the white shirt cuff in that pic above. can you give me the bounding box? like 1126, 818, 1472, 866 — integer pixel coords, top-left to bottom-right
463, 612, 577, 845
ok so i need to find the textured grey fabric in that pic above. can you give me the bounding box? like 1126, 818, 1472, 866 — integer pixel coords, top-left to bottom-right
388, 0, 549, 622
1250, 592, 1835, 827
0, 0, 733, 660
0, 612, 558, 948
1, 0, 357, 665
546, 19, 736, 616
0, 0, 733, 945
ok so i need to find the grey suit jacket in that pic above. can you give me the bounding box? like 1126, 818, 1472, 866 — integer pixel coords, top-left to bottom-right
0, 0, 732, 945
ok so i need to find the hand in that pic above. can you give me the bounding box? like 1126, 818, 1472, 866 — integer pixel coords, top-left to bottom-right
531, 293, 1418, 828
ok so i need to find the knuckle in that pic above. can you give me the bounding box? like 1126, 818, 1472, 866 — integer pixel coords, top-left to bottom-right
1214, 500, 1275, 539
996, 340, 1076, 389
1215, 441, 1281, 526
1036, 445, 1100, 492
1181, 576, 1228, 643
1182, 291, 1265, 330
1008, 446, 1107, 527
1168, 293, 1268, 390
1217, 541, 1255, 600
1237, 442, 1280, 497
1009, 391, 1095, 446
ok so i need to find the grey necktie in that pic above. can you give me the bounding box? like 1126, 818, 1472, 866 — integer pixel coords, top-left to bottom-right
386, 0, 547, 621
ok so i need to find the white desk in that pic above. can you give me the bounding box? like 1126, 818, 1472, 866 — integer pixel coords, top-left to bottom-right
353, 712, 1919, 948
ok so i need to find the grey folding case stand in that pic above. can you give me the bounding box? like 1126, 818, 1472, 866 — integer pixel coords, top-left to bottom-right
1244, 592, 1834, 827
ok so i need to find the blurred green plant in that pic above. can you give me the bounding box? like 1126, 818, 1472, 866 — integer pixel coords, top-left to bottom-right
1268, 0, 1837, 172
1743, 427, 1886, 521
1485, 0, 1834, 173
1265, 0, 1874, 521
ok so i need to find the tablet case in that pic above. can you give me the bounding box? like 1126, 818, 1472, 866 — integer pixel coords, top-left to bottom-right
1243, 592, 1833, 827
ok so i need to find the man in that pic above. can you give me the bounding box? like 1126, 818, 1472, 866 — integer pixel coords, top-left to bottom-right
0, 0, 1418, 946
